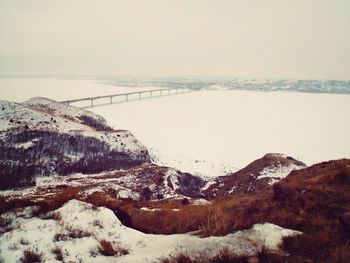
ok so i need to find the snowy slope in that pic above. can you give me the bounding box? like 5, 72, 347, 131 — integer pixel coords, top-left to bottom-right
256, 154, 306, 185
0, 98, 150, 189
149, 147, 238, 178
0, 99, 100, 140
23, 97, 111, 131
204, 153, 306, 198
0, 200, 301, 263
0, 163, 205, 204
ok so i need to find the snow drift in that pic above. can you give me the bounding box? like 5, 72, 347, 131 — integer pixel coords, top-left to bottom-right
0, 199, 301, 263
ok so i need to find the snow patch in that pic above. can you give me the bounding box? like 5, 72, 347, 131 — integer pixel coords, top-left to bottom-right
257, 163, 304, 185
0, 200, 301, 263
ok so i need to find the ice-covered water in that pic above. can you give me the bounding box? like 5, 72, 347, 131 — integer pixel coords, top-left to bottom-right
92, 90, 350, 175
1, 78, 349, 176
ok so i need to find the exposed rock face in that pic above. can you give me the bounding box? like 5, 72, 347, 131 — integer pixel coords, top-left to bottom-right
203, 153, 306, 199
0, 98, 150, 190
0, 163, 205, 214
117, 164, 205, 200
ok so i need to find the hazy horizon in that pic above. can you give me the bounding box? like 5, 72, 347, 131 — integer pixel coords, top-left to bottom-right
0, 74, 349, 82
1, 0, 349, 80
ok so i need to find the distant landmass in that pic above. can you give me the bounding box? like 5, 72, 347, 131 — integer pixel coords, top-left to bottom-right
1, 75, 349, 94
105, 78, 350, 94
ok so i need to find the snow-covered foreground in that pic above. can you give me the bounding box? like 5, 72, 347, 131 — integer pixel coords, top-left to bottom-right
0, 200, 300, 263
92, 90, 350, 176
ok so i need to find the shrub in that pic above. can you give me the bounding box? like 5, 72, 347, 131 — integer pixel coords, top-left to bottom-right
160, 251, 193, 263
20, 249, 42, 263
98, 240, 118, 256
51, 247, 63, 261
54, 233, 68, 242
161, 247, 254, 263
45, 211, 62, 221
98, 239, 128, 256
66, 226, 91, 239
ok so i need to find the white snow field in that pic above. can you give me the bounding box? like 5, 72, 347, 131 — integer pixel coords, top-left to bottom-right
0, 200, 300, 263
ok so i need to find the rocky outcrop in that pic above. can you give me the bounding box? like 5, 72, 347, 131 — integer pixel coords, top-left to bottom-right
0, 98, 150, 189
203, 153, 306, 199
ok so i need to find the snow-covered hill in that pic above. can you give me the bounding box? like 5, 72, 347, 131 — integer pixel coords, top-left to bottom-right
0, 199, 300, 263
23, 97, 112, 131
204, 153, 306, 198
0, 98, 150, 189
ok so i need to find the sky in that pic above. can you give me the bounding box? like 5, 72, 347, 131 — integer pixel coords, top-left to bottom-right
0, 0, 349, 80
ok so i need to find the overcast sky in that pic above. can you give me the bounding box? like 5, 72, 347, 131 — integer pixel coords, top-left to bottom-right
0, 0, 349, 79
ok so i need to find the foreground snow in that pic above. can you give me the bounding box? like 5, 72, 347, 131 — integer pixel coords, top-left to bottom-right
0, 200, 300, 263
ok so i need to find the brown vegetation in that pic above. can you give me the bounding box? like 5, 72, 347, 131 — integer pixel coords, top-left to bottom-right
98, 239, 129, 257
51, 247, 63, 261
160, 246, 286, 263
53, 226, 91, 241
2, 159, 349, 262
20, 249, 42, 263
149, 159, 350, 262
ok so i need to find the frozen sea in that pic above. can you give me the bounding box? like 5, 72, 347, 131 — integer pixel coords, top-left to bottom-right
1, 77, 350, 177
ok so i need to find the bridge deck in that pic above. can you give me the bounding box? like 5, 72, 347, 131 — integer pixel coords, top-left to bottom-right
61, 87, 192, 108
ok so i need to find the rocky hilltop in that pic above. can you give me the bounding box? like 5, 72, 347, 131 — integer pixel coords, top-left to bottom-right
204, 153, 306, 199
0, 97, 150, 189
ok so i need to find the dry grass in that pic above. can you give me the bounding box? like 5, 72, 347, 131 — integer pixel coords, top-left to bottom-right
98, 239, 128, 257
149, 159, 350, 262
2, 159, 350, 262
20, 249, 42, 263
53, 233, 69, 242
53, 226, 91, 242
66, 226, 92, 239
51, 247, 63, 261
160, 246, 285, 263
124, 193, 268, 236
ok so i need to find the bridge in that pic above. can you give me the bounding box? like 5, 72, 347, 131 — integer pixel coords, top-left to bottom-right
61, 87, 193, 108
